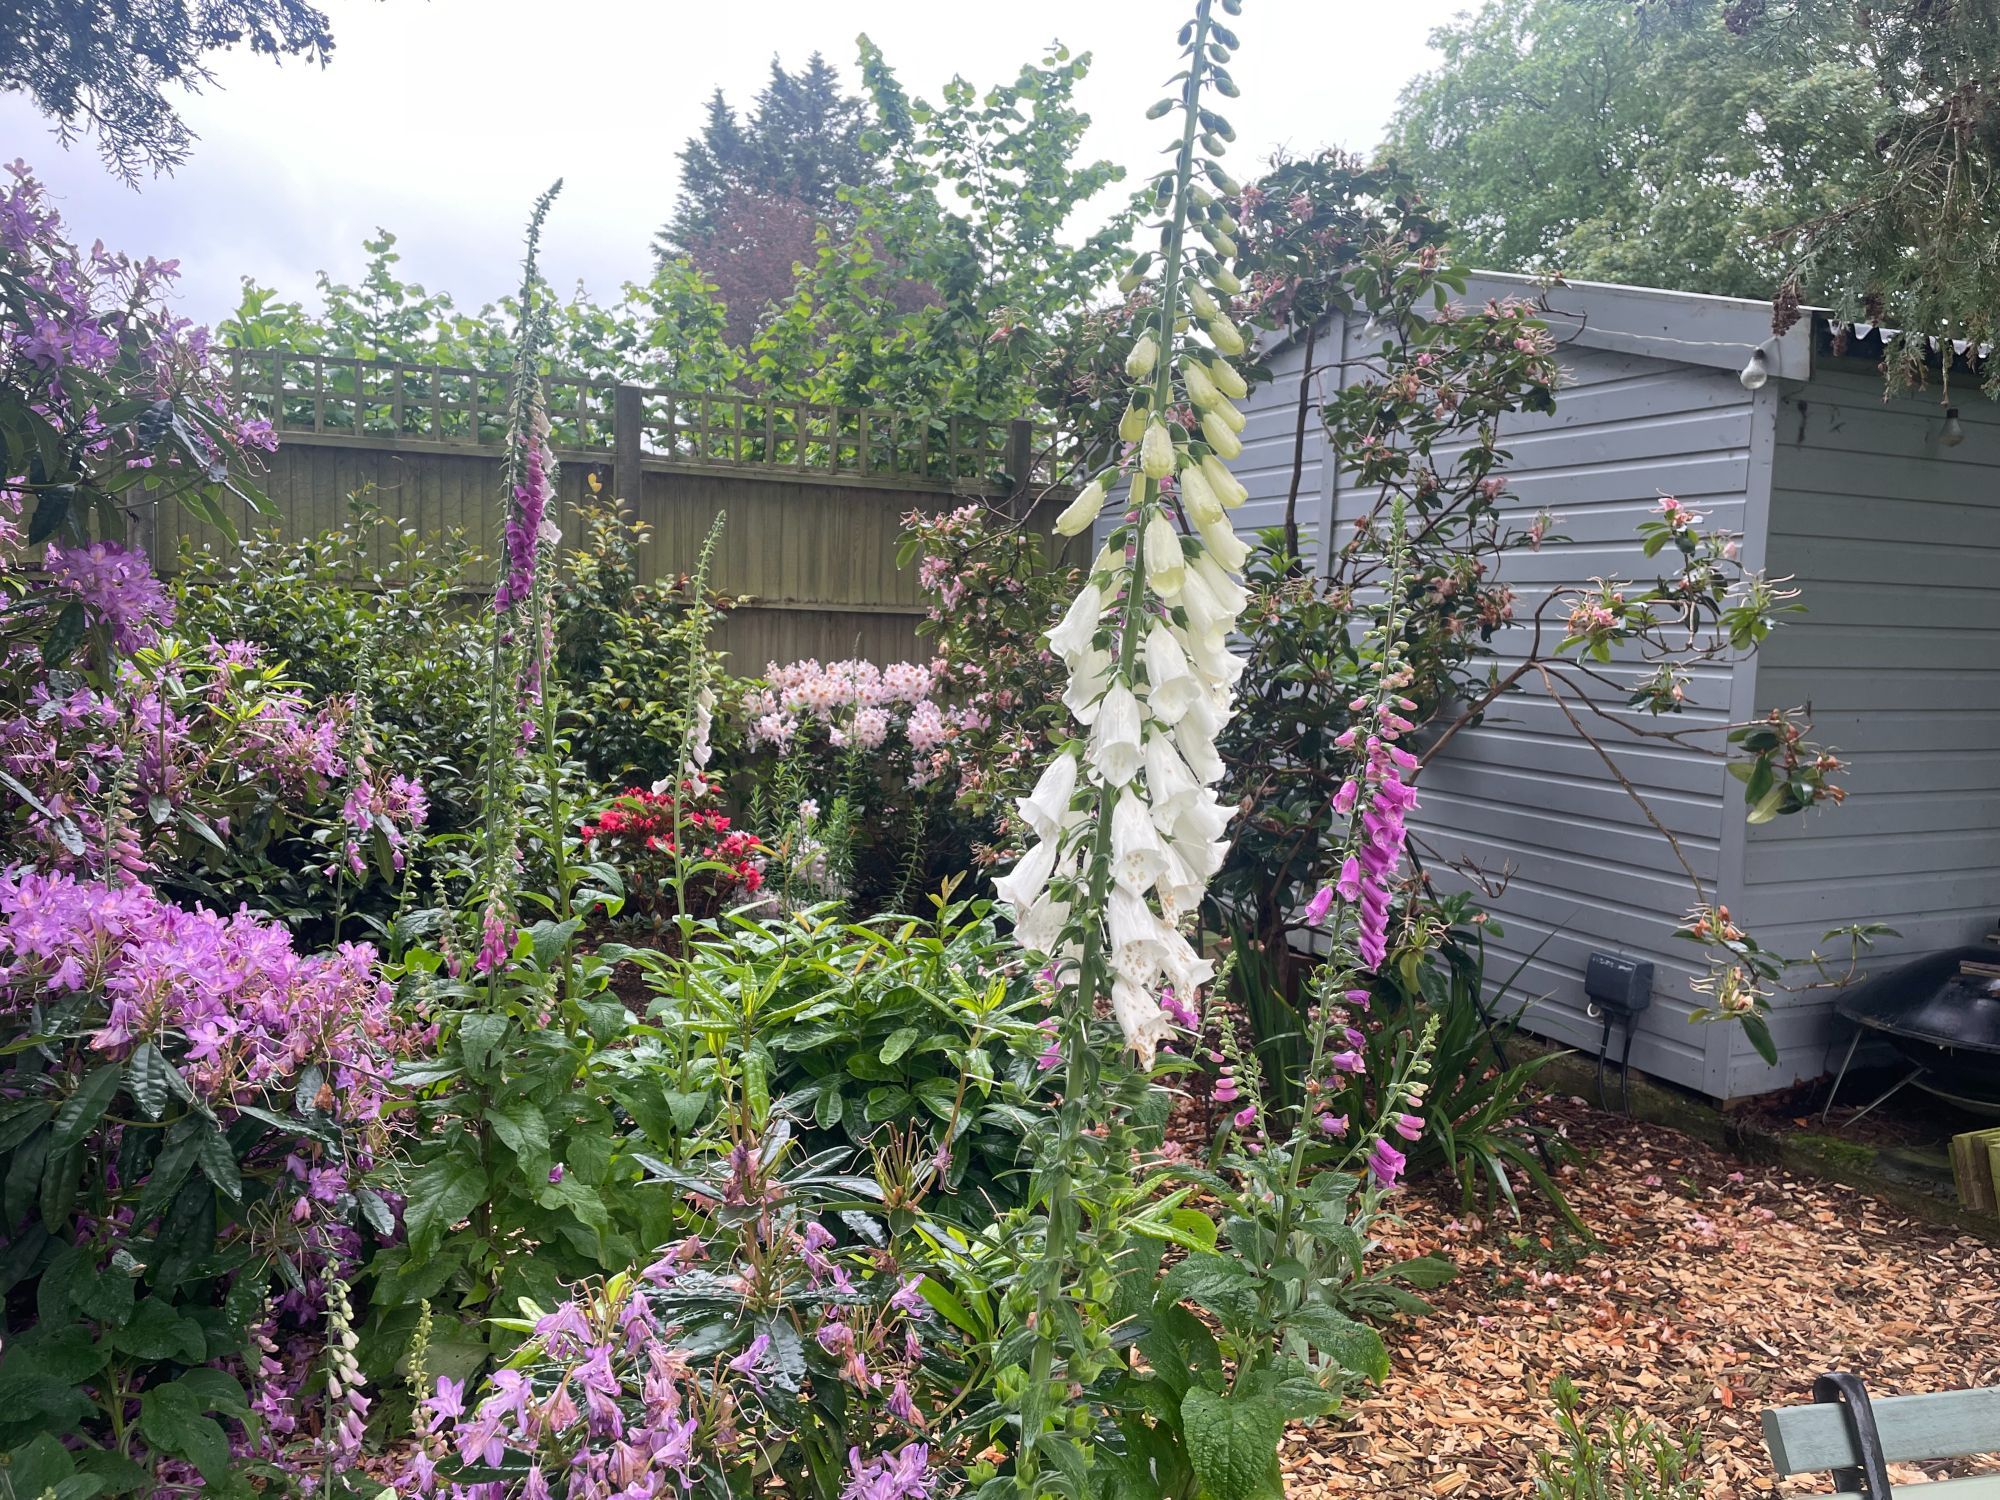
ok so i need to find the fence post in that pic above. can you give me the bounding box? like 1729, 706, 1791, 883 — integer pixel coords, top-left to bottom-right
614, 383, 646, 502
1006, 417, 1034, 520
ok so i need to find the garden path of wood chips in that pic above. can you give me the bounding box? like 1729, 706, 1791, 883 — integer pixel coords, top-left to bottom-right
1282, 1095, 2000, 1499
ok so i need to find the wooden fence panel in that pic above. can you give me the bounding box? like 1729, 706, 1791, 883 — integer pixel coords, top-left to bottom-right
162, 353, 1085, 669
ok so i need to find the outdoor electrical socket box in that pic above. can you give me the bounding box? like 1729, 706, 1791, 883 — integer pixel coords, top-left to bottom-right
1585, 953, 1654, 1016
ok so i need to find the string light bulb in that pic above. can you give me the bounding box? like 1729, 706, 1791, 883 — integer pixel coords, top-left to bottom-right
1942, 407, 1966, 447
1738, 346, 1770, 391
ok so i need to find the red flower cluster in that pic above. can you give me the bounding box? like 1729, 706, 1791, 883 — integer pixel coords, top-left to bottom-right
579, 779, 765, 926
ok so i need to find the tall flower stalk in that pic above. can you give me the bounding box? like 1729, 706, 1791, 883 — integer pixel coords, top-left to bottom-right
993, 1, 1253, 1487
475, 181, 562, 975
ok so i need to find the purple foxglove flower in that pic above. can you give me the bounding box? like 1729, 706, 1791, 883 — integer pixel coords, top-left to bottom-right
1368, 1137, 1408, 1188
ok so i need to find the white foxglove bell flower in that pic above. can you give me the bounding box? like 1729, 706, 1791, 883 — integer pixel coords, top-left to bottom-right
993, 835, 1059, 910
1143, 512, 1185, 597
1055, 477, 1107, 537
1200, 411, 1243, 460
1111, 975, 1176, 1069
1176, 566, 1232, 643
1180, 464, 1225, 527
1186, 625, 1245, 691
1207, 356, 1248, 399
1125, 333, 1159, 380
1189, 283, 1219, 319
1144, 730, 1203, 829
1087, 680, 1145, 785
1207, 313, 1246, 355
1174, 702, 1225, 783
1016, 894, 1070, 958
1018, 750, 1079, 842
1160, 927, 1217, 998
1110, 787, 1170, 893
1061, 646, 1114, 725
1108, 884, 1176, 982
1155, 842, 1206, 919
1142, 621, 1203, 724
1200, 452, 1248, 508
1172, 792, 1234, 850
1119, 404, 1148, 444
1183, 361, 1221, 409
1194, 508, 1250, 571
1193, 550, 1249, 614
1047, 582, 1103, 664
1213, 264, 1242, 295
1209, 397, 1246, 434
1141, 419, 1176, 480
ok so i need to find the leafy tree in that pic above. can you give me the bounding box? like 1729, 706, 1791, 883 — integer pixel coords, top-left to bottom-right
750, 40, 1131, 424
0, 0, 337, 180
1649, 0, 2000, 394
1384, 0, 1876, 299
656, 54, 886, 331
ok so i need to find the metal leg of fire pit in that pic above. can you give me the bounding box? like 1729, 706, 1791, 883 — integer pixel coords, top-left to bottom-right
1837, 1063, 1927, 1132
1820, 1030, 1864, 1124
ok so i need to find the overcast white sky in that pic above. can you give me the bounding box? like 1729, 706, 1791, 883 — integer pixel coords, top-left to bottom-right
2, 0, 1466, 326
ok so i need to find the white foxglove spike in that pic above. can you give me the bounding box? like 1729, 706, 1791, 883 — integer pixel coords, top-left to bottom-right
1055, 477, 1107, 537
1111, 975, 1176, 1068
1194, 509, 1250, 571
993, 836, 1058, 910
1018, 750, 1079, 842
1200, 411, 1242, 460
1142, 622, 1203, 724
1185, 625, 1245, 691
1110, 788, 1170, 893
1143, 511, 1185, 597
1088, 681, 1145, 785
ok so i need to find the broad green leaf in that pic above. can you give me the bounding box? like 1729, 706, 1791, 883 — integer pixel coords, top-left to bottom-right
51, 1065, 122, 1154
402, 1152, 490, 1258
1181, 1386, 1285, 1500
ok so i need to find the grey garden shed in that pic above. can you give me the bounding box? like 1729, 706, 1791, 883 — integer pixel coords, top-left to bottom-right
1227, 270, 2000, 1101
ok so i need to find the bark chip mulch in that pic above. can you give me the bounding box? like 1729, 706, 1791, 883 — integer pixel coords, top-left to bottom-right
1283, 1095, 2000, 1499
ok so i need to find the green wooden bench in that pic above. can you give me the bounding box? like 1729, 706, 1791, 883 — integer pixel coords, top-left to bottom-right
1762, 1374, 2000, 1497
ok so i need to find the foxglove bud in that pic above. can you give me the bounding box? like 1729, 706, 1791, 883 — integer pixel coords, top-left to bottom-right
1190, 284, 1219, 319
1201, 410, 1243, 459
1126, 333, 1160, 380
1195, 508, 1250, 571
1180, 464, 1225, 527
1210, 397, 1246, 434
1182, 361, 1222, 409
1200, 452, 1249, 507
1119, 403, 1148, 444
1207, 357, 1248, 400
1141, 419, 1176, 479
1213, 265, 1242, 295
1054, 476, 1107, 536
1206, 313, 1246, 355
1143, 510, 1185, 596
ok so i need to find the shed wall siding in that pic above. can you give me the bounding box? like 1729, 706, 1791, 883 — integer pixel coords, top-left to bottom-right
1731, 367, 2000, 1094
1234, 310, 1761, 1094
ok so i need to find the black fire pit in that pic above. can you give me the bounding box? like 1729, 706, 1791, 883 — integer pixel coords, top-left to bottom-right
1823, 945, 2000, 1122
